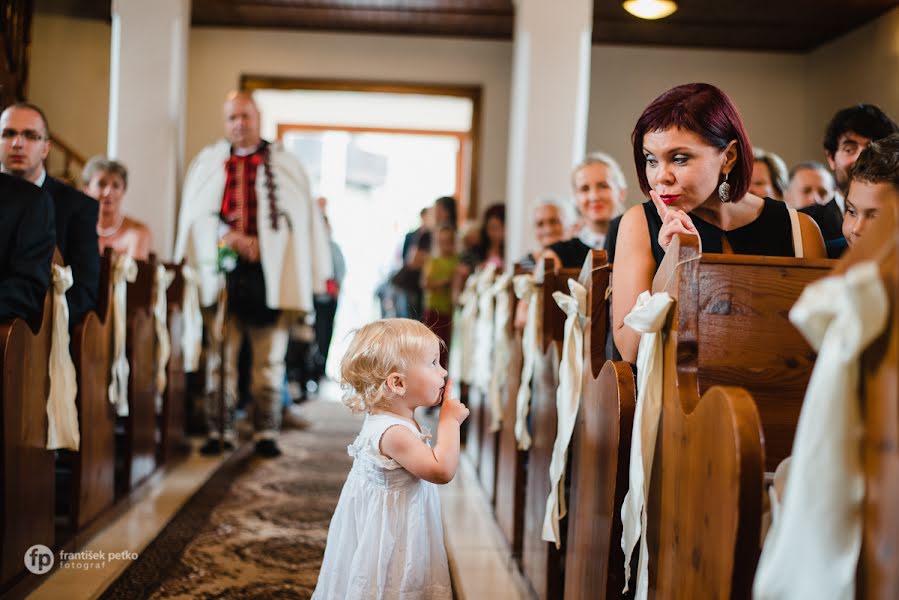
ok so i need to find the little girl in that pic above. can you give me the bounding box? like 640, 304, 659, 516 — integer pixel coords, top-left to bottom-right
312, 318, 470, 599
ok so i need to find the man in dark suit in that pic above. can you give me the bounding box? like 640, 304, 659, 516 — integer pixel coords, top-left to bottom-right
0, 102, 99, 326
0, 172, 55, 325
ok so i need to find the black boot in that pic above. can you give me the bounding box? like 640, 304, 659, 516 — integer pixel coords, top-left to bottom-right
254, 439, 282, 458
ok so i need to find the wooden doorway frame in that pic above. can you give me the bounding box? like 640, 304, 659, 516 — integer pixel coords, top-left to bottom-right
240, 75, 482, 219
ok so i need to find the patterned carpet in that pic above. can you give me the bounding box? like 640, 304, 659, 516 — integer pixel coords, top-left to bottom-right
100, 399, 362, 600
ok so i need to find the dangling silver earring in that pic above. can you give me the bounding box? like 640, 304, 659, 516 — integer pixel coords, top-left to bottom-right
718, 172, 731, 203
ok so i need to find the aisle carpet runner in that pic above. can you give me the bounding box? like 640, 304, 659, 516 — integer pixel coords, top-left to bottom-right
101, 400, 362, 599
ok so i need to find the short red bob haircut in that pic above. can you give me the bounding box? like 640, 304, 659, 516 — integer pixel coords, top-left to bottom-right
631, 83, 754, 203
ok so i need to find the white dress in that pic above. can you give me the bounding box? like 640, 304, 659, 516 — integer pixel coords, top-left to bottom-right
312, 413, 452, 600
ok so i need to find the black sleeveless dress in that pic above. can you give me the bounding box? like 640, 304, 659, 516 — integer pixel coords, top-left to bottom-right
642, 197, 795, 270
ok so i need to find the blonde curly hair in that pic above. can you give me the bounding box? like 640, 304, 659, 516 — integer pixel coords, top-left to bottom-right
339, 318, 441, 413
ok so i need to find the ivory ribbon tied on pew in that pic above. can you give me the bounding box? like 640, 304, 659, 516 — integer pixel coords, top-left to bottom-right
620, 290, 674, 599
153, 265, 175, 398
109, 254, 138, 417
457, 273, 480, 385
46, 264, 80, 450
473, 263, 498, 393
181, 265, 203, 372
542, 278, 588, 547
487, 273, 513, 433
753, 261, 887, 600
513, 273, 538, 450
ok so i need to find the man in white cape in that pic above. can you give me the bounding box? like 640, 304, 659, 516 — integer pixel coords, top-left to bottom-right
174, 91, 331, 457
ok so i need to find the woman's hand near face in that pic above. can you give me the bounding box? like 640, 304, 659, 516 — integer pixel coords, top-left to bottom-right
650, 190, 699, 252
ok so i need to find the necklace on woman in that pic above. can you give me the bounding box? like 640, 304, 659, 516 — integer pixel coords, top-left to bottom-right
97, 215, 125, 238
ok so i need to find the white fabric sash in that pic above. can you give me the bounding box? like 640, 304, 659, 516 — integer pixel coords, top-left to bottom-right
109, 255, 137, 417
487, 273, 513, 432
753, 261, 887, 600
457, 273, 481, 385
46, 265, 80, 450
473, 263, 498, 393
153, 265, 175, 398
620, 290, 674, 598
513, 273, 538, 450
180, 265, 203, 373
542, 278, 588, 546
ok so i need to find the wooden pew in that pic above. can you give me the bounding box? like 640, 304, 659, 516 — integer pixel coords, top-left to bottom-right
645, 235, 832, 598
464, 270, 496, 473
495, 267, 529, 559
830, 208, 899, 598
521, 259, 581, 600
0, 276, 54, 592
58, 249, 115, 533
561, 250, 629, 600
159, 262, 187, 464
117, 255, 158, 495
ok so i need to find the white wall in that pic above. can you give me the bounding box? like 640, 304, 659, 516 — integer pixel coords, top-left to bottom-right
29, 15, 111, 161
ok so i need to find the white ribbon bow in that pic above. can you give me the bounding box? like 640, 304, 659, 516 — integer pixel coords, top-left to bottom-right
487, 273, 513, 432
181, 265, 203, 372
46, 264, 80, 450
513, 273, 538, 450
109, 254, 138, 417
753, 261, 887, 600
620, 290, 674, 598
458, 272, 482, 385
542, 278, 588, 546
473, 263, 498, 393
153, 265, 175, 399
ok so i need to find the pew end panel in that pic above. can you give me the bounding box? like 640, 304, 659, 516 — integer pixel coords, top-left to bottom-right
839, 206, 899, 598
521, 261, 580, 600
63, 248, 116, 533
160, 262, 188, 465
495, 324, 526, 558
646, 234, 831, 598
0, 291, 54, 591
118, 255, 158, 496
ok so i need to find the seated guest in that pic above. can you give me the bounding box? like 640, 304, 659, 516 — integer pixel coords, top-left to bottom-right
451, 204, 505, 302
547, 152, 628, 267
0, 103, 99, 326
515, 199, 567, 329
786, 162, 841, 241
0, 173, 55, 325
612, 83, 826, 363
81, 156, 153, 260
519, 199, 567, 270
827, 133, 899, 258
823, 104, 898, 207
785, 162, 836, 210
750, 147, 789, 201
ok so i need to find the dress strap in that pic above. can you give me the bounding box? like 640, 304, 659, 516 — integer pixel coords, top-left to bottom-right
788, 207, 804, 258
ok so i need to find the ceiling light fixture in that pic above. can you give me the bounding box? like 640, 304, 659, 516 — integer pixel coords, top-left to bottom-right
622, 0, 678, 20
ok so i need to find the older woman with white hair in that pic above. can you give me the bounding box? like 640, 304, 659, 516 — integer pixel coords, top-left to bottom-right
545, 152, 628, 268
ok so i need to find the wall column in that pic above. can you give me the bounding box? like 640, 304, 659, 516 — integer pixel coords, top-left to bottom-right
108, 0, 190, 258
505, 0, 593, 259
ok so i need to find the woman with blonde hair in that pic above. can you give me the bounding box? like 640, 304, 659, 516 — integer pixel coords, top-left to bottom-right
82, 156, 153, 260
546, 151, 628, 267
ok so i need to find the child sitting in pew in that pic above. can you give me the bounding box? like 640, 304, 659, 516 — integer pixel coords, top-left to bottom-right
827, 133, 899, 257
312, 318, 469, 600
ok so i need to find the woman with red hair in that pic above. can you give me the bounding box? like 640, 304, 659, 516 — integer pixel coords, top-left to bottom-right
611, 83, 825, 362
